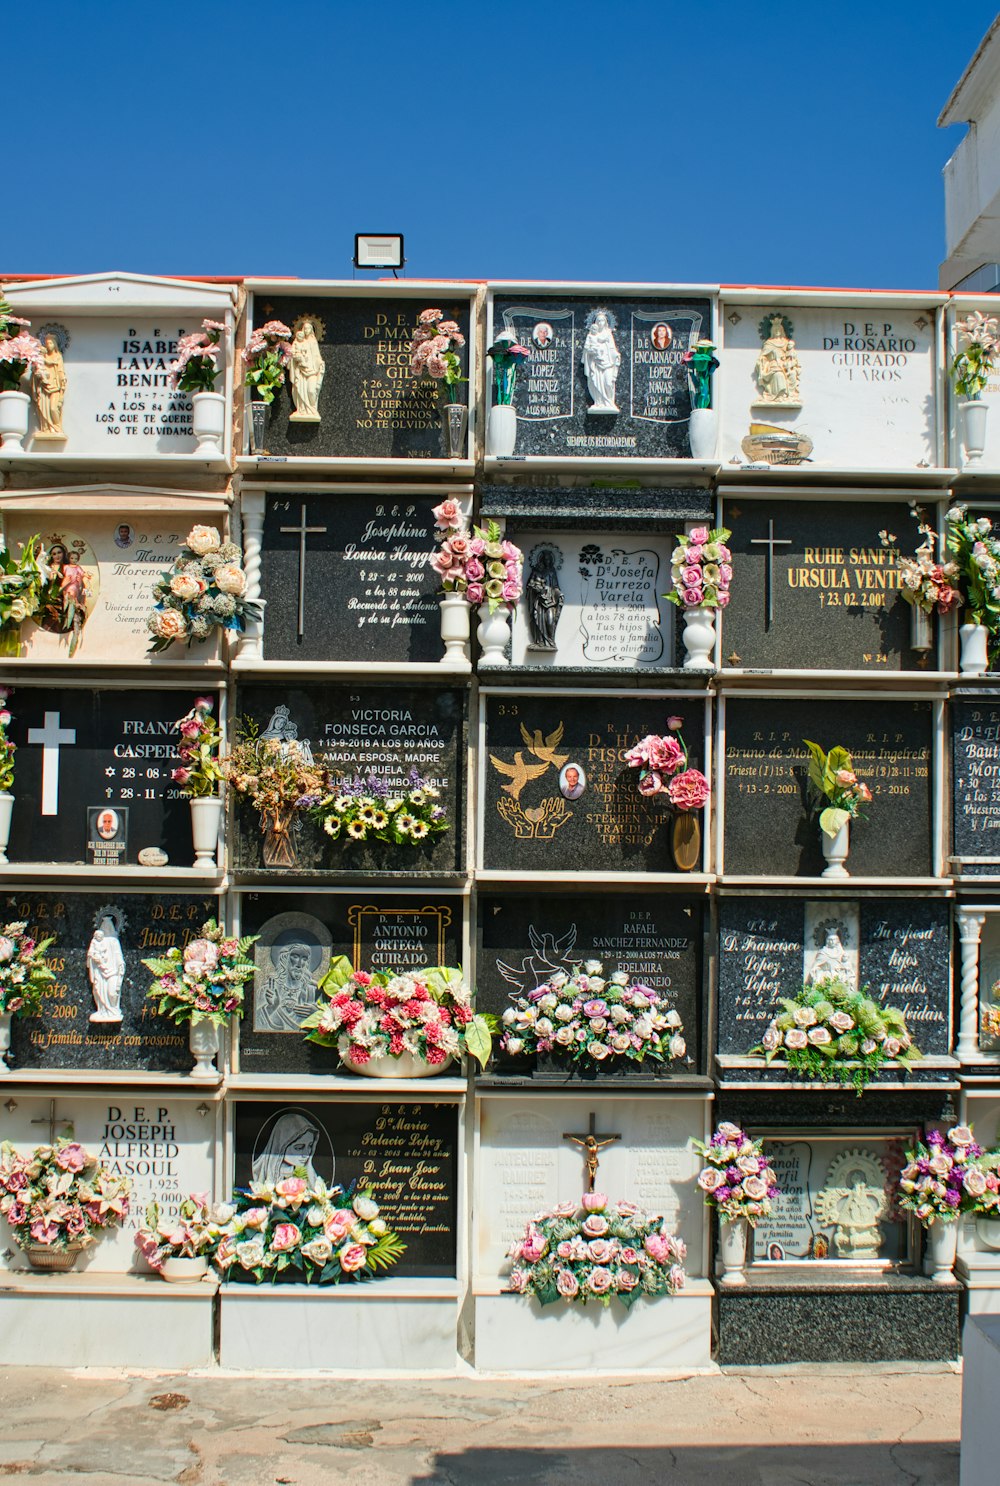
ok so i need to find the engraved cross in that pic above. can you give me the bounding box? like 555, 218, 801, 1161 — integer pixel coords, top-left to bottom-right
280, 502, 328, 641
749, 518, 791, 629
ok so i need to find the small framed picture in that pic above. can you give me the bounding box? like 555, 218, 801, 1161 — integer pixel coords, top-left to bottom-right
650, 323, 672, 350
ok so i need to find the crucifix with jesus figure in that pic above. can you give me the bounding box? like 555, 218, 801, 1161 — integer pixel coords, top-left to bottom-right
563, 1112, 622, 1192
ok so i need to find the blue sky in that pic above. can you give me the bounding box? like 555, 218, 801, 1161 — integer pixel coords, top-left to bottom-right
5, 1, 996, 289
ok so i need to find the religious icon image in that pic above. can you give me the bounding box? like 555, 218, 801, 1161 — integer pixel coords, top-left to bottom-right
525, 544, 564, 652
253, 911, 332, 1035
803, 904, 860, 991
251, 1108, 334, 1187
114, 523, 134, 549
582, 309, 621, 414
564, 1113, 621, 1192
650, 322, 673, 351
532, 322, 554, 348
559, 762, 586, 800
31, 324, 69, 440
752, 313, 802, 408
36, 533, 97, 657
260, 703, 315, 764
815, 1148, 890, 1261
812, 1235, 830, 1260
87, 907, 126, 1024
288, 315, 326, 422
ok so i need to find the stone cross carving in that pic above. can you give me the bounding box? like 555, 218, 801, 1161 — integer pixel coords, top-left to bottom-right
749, 519, 792, 629
27, 711, 77, 815
563, 1112, 622, 1192
280, 503, 328, 641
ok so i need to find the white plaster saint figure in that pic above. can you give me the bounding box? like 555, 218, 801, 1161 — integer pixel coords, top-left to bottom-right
288, 319, 325, 421
816, 1150, 889, 1260
753, 314, 802, 407
582, 310, 621, 414
256, 941, 321, 1033
87, 915, 125, 1023
32, 334, 68, 438
252, 1110, 328, 1186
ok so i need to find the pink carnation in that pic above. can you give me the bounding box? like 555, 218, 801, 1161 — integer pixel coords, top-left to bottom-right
667, 768, 710, 811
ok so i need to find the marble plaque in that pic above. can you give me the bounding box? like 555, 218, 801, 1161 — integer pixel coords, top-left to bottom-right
509, 530, 676, 668
247, 295, 471, 459
721, 500, 925, 671
953, 699, 1000, 874
720, 302, 936, 469
482, 694, 706, 873
491, 295, 711, 458
722, 697, 933, 876
7, 688, 217, 866
477, 893, 702, 1073
6, 892, 216, 1072
238, 891, 461, 1074
233, 683, 464, 875
233, 1100, 458, 1276
260, 492, 443, 663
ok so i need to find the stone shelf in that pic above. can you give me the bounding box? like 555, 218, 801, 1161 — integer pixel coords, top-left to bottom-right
474, 871, 715, 889
231, 657, 472, 678
0, 452, 234, 475
236, 456, 475, 479
719, 465, 957, 487
484, 456, 721, 479
226, 1073, 467, 1097
0, 864, 227, 887
0, 1069, 227, 1090
474, 1075, 714, 1095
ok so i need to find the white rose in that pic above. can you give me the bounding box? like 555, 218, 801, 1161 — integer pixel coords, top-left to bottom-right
538, 994, 558, 1013
214, 563, 247, 596
549, 971, 568, 988
535, 1017, 554, 1036
170, 572, 206, 601
587, 977, 606, 993
187, 525, 222, 555
554, 1005, 575, 1022
589, 1016, 608, 1033
353, 1195, 379, 1221
611, 1034, 631, 1053
554, 1027, 575, 1045
584, 959, 603, 974
501, 1008, 517, 1026
610, 972, 629, 986
668, 1035, 686, 1059
610, 1006, 630, 1024
665, 1009, 682, 1028
506, 1037, 524, 1054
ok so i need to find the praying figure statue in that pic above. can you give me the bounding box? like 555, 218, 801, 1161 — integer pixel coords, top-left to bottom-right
288, 320, 325, 421
32, 335, 68, 438
581, 310, 621, 414
87, 916, 125, 1023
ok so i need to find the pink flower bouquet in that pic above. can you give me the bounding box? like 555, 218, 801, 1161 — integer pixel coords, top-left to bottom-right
431, 503, 523, 614
0, 916, 56, 1020
506, 1194, 686, 1307
666, 525, 732, 609
0, 293, 44, 391
753, 978, 922, 1095
167, 318, 228, 395
625, 715, 710, 812
216, 1179, 404, 1285
897, 1125, 986, 1226
409, 309, 466, 403
242, 319, 292, 404
142, 918, 258, 1028
0, 1139, 130, 1255
148, 524, 260, 652
693, 1122, 780, 1225
135, 1193, 234, 1270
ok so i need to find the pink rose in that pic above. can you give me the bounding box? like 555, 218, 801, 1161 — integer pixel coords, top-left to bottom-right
666, 716, 683, 731
502, 579, 520, 601
521, 1228, 548, 1262
556, 1241, 574, 1259
432, 499, 461, 529
616, 1270, 638, 1291
682, 587, 704, 608
449, 536, 470, 558
698, 1168, 725, 1192
684, 545, 705, 564
242, 1207, 269, 1230
271, 1223, 301, 1252
716, 590, 731, 607
582, 1214, 609, 1237
689, 527, 709, 545
465, 557, 485, 580
53, 1143, 87, 1174
647, 735, 685, 774
339, 1243, 368, 1272
784, 1028, 808, 1049
588, 1239, 614, 1262
184, 938, 219, 975
581, 1192, 608, 1212
275, 1177, 308, 1199
667, 768, 710, 811
466, 582, 485, 605
324, 1209, 354, 1241
643, 1233, 671, 1263
556, 1269, 579, 1298
620, 1247, 640, 1263
588, 1266, 613, 1294
179, 719, 202, 739
638, 771, 663, 795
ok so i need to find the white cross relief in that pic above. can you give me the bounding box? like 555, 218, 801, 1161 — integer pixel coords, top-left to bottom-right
27, 711, 77, 815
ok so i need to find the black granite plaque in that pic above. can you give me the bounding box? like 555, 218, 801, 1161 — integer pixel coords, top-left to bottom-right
6, 892, 215, 1072
233, 683, 464, 875
238, 892, 462, 1074
491, 295, 711, 458
478, 894, 703, 1075
482, 695, 706, 873
721, 500, 924, 672
717, 897, 951, 1056
233, 1100, 458, 1276
260, 492, 442, 663
249, 295, 471, 458
7, 688, 215, 867
723, 698, 933, 877
953, 698, 1000, 874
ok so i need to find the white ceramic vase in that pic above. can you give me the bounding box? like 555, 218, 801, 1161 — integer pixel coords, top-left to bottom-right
718, 1217, 748, 1286
909, 603, 933, 653
189, 795, 224, 871
439, 592, 471, 666
926, 1218, 958, 1283
341, 1050, 454, 1079
976, 1216, 1000, 1252
0, 792, 13, 864
821, 820, 850, 878
0, 391, 30, 452
188, 1018, 220, 1081
477, 602, 511, 666
0, 1009, 11, 1074
688, 407, 717, 460
960, 622, 990, 676
159, 1254, 209, 1283
682, 605, 716, 670
959, 398, 989, 465
488, 404, 518, 457
191, 391, 226, 457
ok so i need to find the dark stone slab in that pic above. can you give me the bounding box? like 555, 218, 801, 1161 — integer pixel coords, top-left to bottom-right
261, 492, 442, 664
233, 682, 465, 876
953, 698, 1000, 875
476, 893, 703, 1078
720, 500, 927, 672
482, 695, 706, 874
249, 295, 471, 459
716, 1088, 956, 1128
238, 891, 462, 1075
6, 891, 216, 1072
480, 485, 714, 526
491, 295, 711, 458
716, 1276, 960, 1363
7, 687, 216, 867
232, 1099, 458, 1277
722, 698, 933, 876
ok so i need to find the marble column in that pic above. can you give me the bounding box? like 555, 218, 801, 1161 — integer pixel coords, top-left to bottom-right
237, 490, 265, 661
957, 910, 986, 1062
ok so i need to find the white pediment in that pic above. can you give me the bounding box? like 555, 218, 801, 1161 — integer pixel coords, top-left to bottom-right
3, 271, 237, 315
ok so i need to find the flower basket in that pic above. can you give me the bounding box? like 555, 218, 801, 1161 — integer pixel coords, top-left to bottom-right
340, 1050, 455, 1079
24, 1242, 86, 1272
0, 1138, 130, 1260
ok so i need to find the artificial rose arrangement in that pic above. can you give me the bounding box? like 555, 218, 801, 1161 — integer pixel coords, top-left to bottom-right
0, 1139, 130, 1254
308, 768, 448, 847
431, 503, 523, 614
945, 504, 1000, 631
897, 1125, 987, 1226
625, 715, 710, 810
881, 520, 962, 618
135, 1193, 233, 1270
142, 919, 258, 1028
754, 977, 922, 1095
693, 1122, 780, 1225
0, 918, 55, 1018
981, 995, 1000, 1044
505, 1192, 687, 1307
148, 525, 258, 652
951, 310, 999, 400
168, 319, 228, 394
301, 959, 493, 1070
499, 959, 686, 1069
409, 309, 466, 402
0, 534, 45, 649
803, 740, 872, 840
0, 291, 44, 392
0, 686, 15, 792
242, 319, 292, 404
214, 1178, 405, 1285
665, 525, 732, 610
486, 332, 531, 406
170, 696, 223, 799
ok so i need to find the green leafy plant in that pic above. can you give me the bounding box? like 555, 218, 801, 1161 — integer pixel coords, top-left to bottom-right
241, 319, 292, 404
753, 978, 923, 1096
171, 696, 224, 799
803, 740, 872, 838
142, 919, 258, 1027
944, 504, 1000, 630
951, 311, 998, 400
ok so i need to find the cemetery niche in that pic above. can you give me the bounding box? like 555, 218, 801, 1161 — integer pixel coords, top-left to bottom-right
259, 491, 442, 664
232, 1100, 458, 1277
6, 892, 216, 1074
722, 698, 934, 877
238, 892, 461, 1075
489, 294, 712, 458
481, 694, 708, 874
246, 294, 471, 459
952, 697, 1000, 876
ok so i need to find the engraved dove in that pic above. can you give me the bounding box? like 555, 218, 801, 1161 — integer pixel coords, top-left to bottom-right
489, 751, 550, 800
520, 721, 569, 770
497, 924, 578, 988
